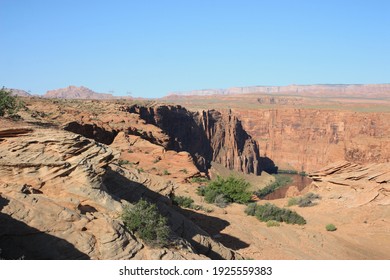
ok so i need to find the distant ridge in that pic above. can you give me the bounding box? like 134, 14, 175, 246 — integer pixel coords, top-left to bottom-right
43, 85, 116, 99
166, 84, 390, 99
5, 88, 32, 97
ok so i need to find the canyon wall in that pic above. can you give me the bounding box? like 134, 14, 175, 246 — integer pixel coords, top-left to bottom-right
233, 108, 390, 172
124, 105, 261, 175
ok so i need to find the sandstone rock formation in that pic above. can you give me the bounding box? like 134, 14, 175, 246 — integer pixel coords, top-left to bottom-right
0, 126, 242, 260
123, 105, 261, 175
234, 108, 390, 172
63, 121, 118, 145
309, 161, 390, 207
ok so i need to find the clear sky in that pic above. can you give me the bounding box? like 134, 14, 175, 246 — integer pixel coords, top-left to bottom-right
1, 0, 389, 98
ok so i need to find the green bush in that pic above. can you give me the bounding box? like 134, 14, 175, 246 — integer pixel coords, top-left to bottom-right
326, 224, 337, 231
0, 87, 23, 117
172, 195, 194, 208
266, 220, 281, 227
201, 175, 252, 205
245, 203, 306, 225
122, 199, 170, 247
287, 197, 300, 207
163, 169, 170, 175
255, 174, 292, 198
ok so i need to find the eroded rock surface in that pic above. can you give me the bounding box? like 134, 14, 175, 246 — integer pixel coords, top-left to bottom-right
0, 127, 241, 260
309, 161, 390, 207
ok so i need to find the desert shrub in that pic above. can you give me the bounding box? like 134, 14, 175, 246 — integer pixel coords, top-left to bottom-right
213, 194, 228, 208
246, 203, 306, 225
196, 185, 206, 196
201, 175, 252, 205
172, 195, 194, 208
304, 193, 321, 200
326, 224, 337, 231
287, 197, 300, 207
254, 174, 292, 198
201, 206, 214, 213
163, 169, 170, 175
171, 195, 210, 211
203, 187, 218, 203
245, 202, 257, 216
0, 87, 23, 117
297, 197, 313, 207
179, 169, 188, 174
287, 193, 321, 207
122, 199, 170, 247
118, 159, 131, 166
190, 177, 210, 184
266, 220, 281, 227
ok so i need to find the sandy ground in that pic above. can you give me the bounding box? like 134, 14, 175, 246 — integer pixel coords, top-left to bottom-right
175, 181, 390, 260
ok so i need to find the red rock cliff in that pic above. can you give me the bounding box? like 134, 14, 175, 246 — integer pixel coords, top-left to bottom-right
233, 108, 390, 172
125, 105, 261, 175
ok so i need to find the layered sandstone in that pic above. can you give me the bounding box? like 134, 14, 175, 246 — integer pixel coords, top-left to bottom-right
0, 127, 241, 260
233, 108, 390, 172
309, 161, 390, 206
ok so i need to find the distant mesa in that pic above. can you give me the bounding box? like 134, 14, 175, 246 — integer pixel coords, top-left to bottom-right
43, 85, 115, 99
166, 84, 390, 99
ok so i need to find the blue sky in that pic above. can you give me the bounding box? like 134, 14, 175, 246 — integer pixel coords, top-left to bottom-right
1, 0, 389, 98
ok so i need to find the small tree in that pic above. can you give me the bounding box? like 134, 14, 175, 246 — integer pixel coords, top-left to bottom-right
122, 199, 170, 247
202, 175, 252, 205
0, 87, 22, 117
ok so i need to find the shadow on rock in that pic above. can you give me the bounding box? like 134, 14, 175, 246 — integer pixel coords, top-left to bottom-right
177, 207, 250, 251
0, 196, 90, 260
259, 156, 278, 174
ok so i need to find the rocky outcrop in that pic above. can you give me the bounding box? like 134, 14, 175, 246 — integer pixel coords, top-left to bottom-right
0, 127, 242, 260
196, 109, 261, 175
63, 121, 118, 145
124, 105, 261, 175
309, 161, 390, 206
